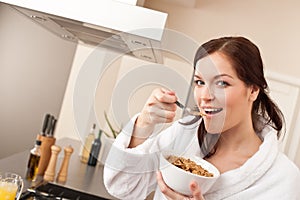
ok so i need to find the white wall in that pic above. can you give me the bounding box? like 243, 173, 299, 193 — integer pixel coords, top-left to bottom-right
54, 44, 193, 138
54, 44, 124, 141
0, 3, 76, 158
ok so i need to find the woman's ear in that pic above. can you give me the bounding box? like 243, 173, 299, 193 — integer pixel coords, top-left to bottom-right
249, 85, 260, 102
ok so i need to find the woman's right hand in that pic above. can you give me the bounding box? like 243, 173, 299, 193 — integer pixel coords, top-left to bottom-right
128, 88, 178, 148
138, 87, 178, 127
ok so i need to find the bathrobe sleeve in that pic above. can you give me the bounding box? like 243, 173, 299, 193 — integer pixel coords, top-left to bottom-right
103, 114, 193, 200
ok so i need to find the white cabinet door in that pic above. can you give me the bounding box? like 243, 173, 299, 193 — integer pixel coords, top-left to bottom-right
266, 71, 300, 162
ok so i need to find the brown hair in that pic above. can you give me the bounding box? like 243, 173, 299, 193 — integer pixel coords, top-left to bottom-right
193, 36, 285, 158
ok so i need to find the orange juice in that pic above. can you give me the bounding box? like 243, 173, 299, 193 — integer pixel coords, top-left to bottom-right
0, 181, 18, 200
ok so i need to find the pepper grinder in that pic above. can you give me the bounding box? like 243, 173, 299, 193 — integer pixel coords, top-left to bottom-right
43, 145, 61, 182
56, 145, 74, 183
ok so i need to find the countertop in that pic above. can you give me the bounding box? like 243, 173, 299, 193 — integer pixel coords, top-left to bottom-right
0, 137, 117, 200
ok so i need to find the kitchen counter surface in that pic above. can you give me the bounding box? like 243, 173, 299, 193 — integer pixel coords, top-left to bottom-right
0, 137, 117, 200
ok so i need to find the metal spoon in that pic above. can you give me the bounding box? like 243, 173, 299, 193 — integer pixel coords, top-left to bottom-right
175, 101, 206, 117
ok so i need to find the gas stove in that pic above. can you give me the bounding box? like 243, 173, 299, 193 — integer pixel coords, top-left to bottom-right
20, 182, 111, 200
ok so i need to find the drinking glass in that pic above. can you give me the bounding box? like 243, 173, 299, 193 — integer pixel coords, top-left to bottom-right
0, 172, 24, 200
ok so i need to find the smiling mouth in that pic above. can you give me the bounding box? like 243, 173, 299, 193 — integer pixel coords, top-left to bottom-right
203, 108, 223, 115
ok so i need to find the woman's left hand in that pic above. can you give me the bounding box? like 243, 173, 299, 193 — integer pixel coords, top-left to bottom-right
156, 171, 205, 200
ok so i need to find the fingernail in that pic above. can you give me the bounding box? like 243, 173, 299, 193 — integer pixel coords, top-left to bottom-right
191, 182, 197, 189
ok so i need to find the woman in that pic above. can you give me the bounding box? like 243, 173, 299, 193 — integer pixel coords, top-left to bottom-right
104, 36, 300, 200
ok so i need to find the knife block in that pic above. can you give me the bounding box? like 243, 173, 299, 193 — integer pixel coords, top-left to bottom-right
37, 135, 56, 175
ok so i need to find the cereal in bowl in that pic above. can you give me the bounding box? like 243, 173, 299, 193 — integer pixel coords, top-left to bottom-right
167, 156, 214, 177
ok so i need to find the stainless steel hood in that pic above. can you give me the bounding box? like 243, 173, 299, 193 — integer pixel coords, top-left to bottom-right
1, 0, 168, 63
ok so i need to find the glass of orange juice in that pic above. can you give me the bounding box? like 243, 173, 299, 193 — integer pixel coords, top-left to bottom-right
0, 172, 23, 200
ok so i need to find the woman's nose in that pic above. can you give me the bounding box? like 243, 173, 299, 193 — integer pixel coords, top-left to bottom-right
198, 86, 215, 101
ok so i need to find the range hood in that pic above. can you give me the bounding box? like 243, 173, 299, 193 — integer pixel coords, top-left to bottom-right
1, 0, 168, 63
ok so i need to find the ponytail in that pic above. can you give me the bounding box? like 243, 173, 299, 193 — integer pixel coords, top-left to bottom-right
253, 90, 285, 139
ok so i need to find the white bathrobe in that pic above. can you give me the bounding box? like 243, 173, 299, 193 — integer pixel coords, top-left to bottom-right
103, 115, 300, 200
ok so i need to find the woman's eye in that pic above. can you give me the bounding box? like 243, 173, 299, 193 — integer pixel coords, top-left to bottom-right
216, 80, 229, 87
194, 80, 205, 86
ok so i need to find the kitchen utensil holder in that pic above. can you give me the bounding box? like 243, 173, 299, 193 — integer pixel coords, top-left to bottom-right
36, 135, 56, 175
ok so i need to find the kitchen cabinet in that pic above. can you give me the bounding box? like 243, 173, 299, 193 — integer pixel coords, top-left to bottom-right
266, 70, 300, 165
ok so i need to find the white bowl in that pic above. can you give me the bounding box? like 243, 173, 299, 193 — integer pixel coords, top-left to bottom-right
159, 152, 220, 196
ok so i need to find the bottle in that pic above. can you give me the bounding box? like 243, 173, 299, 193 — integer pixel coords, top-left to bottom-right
80, 124, 96, 163
25, 140, 42, 181
88, 130, 102, 166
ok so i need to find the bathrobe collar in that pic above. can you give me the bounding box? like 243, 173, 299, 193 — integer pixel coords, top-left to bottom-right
204, 125, 278, 199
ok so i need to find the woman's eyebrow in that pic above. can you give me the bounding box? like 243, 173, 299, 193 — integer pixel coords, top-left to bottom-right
214, 74, 234, 80
194, 74, 202, 79
194, 74, 234, 79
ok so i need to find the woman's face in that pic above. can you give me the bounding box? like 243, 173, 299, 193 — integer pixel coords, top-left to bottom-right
194, 52, 258, 134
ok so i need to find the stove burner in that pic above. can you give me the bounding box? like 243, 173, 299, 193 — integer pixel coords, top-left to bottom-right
20, 182, 111, 200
